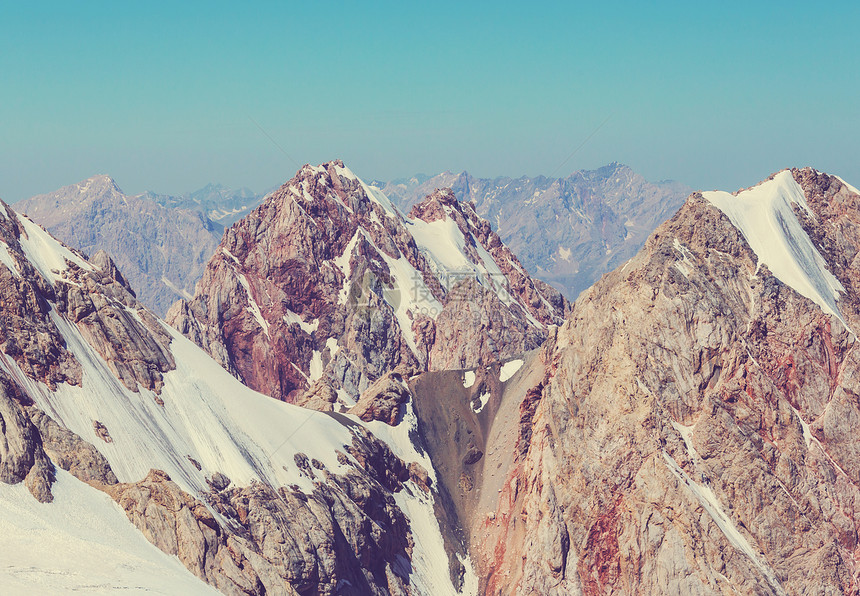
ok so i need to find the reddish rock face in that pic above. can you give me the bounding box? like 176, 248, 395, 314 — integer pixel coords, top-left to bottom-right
167, 160, 570, 404
468, 169, 860, 594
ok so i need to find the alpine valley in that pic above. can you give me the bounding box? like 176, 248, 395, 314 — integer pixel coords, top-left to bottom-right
2, 161, 860, 596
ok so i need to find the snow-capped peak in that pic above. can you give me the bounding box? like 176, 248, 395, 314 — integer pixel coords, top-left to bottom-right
76, 174, 123, 196
702, 170, 849, 331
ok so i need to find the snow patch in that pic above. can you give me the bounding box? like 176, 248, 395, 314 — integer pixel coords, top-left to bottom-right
336, 388, 355, 409
662, 451, 785, 594
463, 370, 476, 388
670, 419, 697, 458
283, 309, 319, 334
309, 350, 323, 381
333, 232, 361, 305
499, 359, 524, 382
472, 390, 490, 414
703, 171, 849, 331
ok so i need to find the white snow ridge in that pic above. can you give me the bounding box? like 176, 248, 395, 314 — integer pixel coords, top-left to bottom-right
703, 170, 850, 332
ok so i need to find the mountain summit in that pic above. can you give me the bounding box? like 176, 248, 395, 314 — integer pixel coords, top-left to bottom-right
448, 167, 860, 593
167, 160, 569, 405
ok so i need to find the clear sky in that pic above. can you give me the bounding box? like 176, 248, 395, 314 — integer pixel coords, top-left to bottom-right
2, 1, 858, 201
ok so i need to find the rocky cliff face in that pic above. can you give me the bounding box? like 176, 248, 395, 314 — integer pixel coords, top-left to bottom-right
424, 168, 860, 594
15, 175, 220, 315
0, 198, 475, 595
380, 164, 691, 300
167, 161, 569, 404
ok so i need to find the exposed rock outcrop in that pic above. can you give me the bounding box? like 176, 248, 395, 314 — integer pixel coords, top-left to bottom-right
0, 373, 55, 503
167, 161, 569, 403
464, 169, 860, 594
349, 373, 411, 425
103, 426, 417, 596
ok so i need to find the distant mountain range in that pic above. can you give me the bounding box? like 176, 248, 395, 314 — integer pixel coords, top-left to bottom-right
141, 182, 271, 231
376, 163, 692, 299
14, 178, 268, 316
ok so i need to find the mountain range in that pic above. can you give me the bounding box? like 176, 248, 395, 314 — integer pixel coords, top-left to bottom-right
3, 162, 860, 594
142, 182, 268, 230
377, 164, 692, 299
14, 164, 687, 320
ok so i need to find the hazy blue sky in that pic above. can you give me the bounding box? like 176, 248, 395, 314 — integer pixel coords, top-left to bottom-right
2, 1, 858, 201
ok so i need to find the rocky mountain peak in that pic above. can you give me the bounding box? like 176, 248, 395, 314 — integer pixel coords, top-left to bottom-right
167, 161, 570, 404
449, 166, 860, 594
408, 187, 462, 223
81, 173, 122, 192
25, 174, 126, 208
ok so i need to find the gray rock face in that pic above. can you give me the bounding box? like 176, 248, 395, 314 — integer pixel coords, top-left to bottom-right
349, 373, 411, 425
449, 168, 860, 594
15, 175, 220, 315
380, 164, 692, 300
28, 406, 118, 487
0, 373, 55, 503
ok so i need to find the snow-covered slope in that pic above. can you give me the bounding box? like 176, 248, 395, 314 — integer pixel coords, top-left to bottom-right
5, 316, 355, 497
0, 469, 219, 595
0, 201, 475, 595
703, 170, 850, 331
